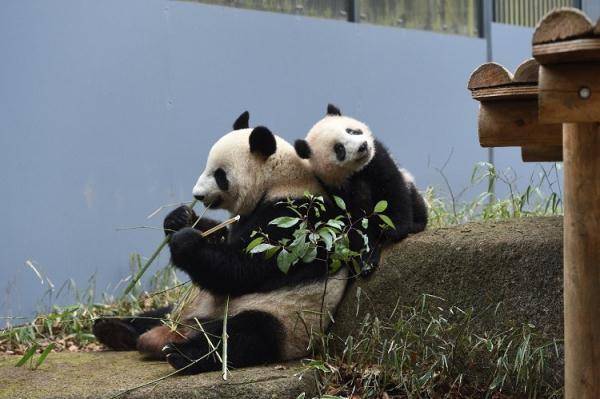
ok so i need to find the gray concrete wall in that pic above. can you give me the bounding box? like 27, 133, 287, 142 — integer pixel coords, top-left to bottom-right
0, 1, 549, 320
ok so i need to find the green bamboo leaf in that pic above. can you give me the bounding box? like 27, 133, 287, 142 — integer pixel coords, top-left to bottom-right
15, 343, 38, 367
361, 218, 368, 229
333, 196, 346, 211
329, 258, 342, 273
33, 343, 55, 369
378, 214, 396, 229
374, 200, 388, 213
269, 216, 300, 228
277, 249, 294, 274
245, 237, 264, 253
264, 246, 280, 260
302, 246, 318, 263
249, 243, 276, 254
317, 228, 333, 251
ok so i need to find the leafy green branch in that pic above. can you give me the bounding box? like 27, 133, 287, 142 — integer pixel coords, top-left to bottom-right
246, 193, 395, 276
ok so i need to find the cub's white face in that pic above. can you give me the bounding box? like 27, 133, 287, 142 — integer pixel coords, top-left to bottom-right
305, 115, 375, 187
193, 128, 323, 216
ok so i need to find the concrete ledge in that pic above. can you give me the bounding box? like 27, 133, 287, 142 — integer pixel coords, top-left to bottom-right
0, 352, 315, 399
332, 216, 564, 340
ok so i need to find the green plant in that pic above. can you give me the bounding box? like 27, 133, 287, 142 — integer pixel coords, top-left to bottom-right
247, 193, 393, 276
305, 295, 563, 398
426, 162, 563, 228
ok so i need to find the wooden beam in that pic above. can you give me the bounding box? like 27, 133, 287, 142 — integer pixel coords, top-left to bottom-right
562, 122, 600, 399
539, 63, 600, 124
521, 145, 563, 162
471, 85, 537, 101
533, 8, 594, 45
534, 38, 600, 64
478, 100, 562, 147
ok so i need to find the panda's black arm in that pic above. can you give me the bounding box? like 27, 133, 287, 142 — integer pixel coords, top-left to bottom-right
169, 229, 326, 296
168, 201, 333, 296
365, 140, 413, 242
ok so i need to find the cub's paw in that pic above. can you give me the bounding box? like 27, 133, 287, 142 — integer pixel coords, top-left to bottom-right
92, 318, 139, 350
164, 206, 197, 236
162, 342, 210, 374
359, 251, 379, 278
169, 227, 205, 270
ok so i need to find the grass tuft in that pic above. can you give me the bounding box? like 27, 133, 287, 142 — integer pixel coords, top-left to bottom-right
307, 295, 563, 398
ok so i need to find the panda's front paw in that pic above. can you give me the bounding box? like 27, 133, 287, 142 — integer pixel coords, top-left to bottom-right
164, 206, 197, 236
169, 227, 205, 272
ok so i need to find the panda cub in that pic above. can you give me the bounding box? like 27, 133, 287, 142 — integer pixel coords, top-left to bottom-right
294, 104, 427, 269
94, 112, 348, 374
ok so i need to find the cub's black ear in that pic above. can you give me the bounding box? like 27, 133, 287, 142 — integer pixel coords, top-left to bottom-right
327, 103, 341, 116
294, 139, 312, 159
233, 111, 250, 130
249, 126, 277, 158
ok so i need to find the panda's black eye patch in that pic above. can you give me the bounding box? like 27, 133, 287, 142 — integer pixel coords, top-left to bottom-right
345, 128, 363, 136
334, 143, 346, 162
214, 168, 229, 191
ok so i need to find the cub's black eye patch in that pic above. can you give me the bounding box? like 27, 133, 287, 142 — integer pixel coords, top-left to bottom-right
334, 143, 346, 162
345, 128, 363, 135
214, 168, 229, 191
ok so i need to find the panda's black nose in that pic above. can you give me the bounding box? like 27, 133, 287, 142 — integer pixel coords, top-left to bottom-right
194, 194, 205, 201
358, 142, 368, 153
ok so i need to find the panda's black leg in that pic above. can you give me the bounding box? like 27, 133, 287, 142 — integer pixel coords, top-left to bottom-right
163, 310, 284, 374
93, 306, 172, 350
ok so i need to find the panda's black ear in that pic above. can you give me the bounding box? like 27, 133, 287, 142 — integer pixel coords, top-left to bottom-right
294, 139, 312, 159
233, 111, 250, 130
327, 104, 341, 116
249, 126, 277, 158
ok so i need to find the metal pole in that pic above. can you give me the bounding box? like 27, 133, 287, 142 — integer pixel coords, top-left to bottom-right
349, 0, 360, 23
482, 0, 495, 196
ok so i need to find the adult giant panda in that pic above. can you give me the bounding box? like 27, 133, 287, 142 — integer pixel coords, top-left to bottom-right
93, 112, 348, 374
294, 104, 427, 270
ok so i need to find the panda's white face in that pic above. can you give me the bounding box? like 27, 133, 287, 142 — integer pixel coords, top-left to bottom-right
305, 115, 375, 187
193, 128, 324, 216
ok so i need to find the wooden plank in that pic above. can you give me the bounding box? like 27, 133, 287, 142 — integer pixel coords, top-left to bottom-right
533, 7, 594, 45
521, 145, 563, 162
468, 63, 513, 90
478, 100, 562, 147
562, 122, 600, 399
513, 58, 539, 83
539, 63, 600, 123
471, 85, 538, 101
534, 38, 600, 64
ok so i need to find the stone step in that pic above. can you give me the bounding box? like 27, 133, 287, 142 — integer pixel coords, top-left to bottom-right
0, 352, 315, 399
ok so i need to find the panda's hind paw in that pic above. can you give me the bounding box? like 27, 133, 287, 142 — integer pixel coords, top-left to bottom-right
92, 318, 138, 350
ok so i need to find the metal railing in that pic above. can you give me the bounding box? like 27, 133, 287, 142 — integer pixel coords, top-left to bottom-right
182, 0, 583, 36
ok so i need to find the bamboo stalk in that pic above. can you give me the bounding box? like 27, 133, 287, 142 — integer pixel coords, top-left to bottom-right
122, 203, 240, 296
200, 215, 240, 237
122, 200, 199, 296
222, 295, 229, 381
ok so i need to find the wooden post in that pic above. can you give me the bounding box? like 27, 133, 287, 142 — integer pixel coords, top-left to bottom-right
533, 8, 600, 398
562, 122, 600, 398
